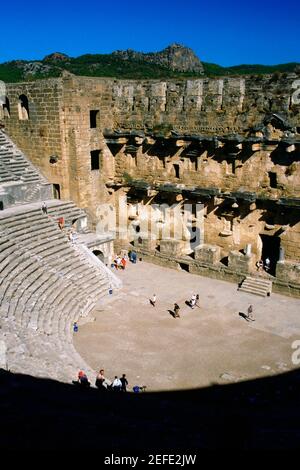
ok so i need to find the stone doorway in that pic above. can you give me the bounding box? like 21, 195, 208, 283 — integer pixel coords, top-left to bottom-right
53, 183, 61, 199
259, 234, 280, 276
93, 249, 105, 263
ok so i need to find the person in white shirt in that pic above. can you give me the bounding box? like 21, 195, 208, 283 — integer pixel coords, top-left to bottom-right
190, 294, 196, 309
112, 376, 122, 391
150, 294, 156, 307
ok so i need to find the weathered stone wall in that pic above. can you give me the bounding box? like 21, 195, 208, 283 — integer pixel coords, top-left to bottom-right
3, 79, 70, 198
106, 74, 300, 134
112, 143, 300, 198
1, 74, 300, 288
2, 74, 300, 209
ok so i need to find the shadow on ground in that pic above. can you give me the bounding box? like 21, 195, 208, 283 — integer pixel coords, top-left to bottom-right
1, 367, 300, 450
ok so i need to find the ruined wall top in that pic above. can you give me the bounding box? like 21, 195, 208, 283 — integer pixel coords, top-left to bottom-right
3, 72, 300, 138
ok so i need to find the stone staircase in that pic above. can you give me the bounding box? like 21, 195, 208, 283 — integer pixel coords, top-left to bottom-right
0, 130, 52, 208
238, 276, 272, 297
0, 130, 121, 384
0, 131, 47, 184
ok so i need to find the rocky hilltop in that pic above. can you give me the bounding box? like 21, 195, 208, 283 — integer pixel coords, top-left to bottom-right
112, 43, 204, 73
0, 44, 299, 82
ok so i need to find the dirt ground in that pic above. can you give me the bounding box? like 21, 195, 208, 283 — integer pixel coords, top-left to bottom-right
74, 260, 300, 392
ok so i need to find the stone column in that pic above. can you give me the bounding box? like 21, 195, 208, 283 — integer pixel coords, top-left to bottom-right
279, 246, 285, 262
245, 244, 252, 256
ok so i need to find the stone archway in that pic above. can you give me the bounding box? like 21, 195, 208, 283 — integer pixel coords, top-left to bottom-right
259, 234, 280, 276
93, 249, 105, 263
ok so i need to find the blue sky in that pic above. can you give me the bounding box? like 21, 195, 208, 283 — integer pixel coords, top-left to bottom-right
1, 0, 299, 65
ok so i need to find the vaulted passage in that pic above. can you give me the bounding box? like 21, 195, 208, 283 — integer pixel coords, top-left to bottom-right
93, 249, 104, 262
260, 234, 280, 276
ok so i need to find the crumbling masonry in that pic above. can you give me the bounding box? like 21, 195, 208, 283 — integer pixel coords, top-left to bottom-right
1, 72, 300, 296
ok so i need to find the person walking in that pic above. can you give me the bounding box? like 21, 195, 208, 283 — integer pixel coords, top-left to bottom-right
174, 303, 180, 318
150, 294, 156, 307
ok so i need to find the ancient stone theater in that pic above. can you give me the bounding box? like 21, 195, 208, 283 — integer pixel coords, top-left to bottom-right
2, 71, 300, 300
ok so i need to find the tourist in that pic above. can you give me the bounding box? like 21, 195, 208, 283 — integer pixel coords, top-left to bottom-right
264, 257, 271, 272
150, 294, 156, 307
68, 230, 75, 245
115, 256, 122, 270
95, 369, 106, 389
130, 250, 137, 264
58, 216, 64, 229
41, 202, 48, 214
77, 370, 90, 387
174, 303, 180, 318
73, 321, 78, 333
120, 374, 128, 392
256, 259, 263, 272
247, 304, 255, 321
121, 257, 127, 270
112, 376, 122, 391
195, 294, 200, 307
190, 294, 196, 309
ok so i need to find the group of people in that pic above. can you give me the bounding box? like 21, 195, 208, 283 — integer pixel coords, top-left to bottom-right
113, 255, 127, 270
256, 257, 271, 273
74, 369, 147, 393
42, 203, 76, 244
75, 369, 129, 392
112, 250, 140, 270
149, 293, 200, 318
95, 369, 129, 392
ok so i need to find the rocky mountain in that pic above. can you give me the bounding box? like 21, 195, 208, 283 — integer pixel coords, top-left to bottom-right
112, 43, 204, 73
0, 45, 299, 82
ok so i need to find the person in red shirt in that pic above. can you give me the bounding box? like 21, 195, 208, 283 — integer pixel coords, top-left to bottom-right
77, 370, 90, 387
121, 257, 127, 270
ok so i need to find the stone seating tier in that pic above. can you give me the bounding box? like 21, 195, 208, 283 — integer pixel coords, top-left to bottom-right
0, 201, 114, 382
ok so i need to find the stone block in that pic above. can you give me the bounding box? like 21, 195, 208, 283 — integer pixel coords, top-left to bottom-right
228, 250, 254, 273
134, 234, 157, 251
194, 244, 221, 265
159, 238, 184, 257
276, 261, 300, 284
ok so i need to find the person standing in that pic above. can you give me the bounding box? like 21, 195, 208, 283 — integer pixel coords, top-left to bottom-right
120, 374, 128, 392
150, 294, 156, 307
265, 257, 271, 272
190, 294, 196, 309
95, 369, 106, 389
121, 257, 127, 270
41, 202, 48, 215
247, 305, 255, 321
115, 256, 122, 270
112, 376, 122, 392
